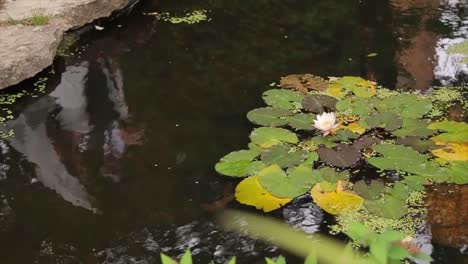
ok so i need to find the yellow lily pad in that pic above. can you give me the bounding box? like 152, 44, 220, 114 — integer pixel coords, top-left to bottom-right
340, 121, 366, 135
431, 140, 468, 161
235, 176, 292, 212
311, 181, 364, 215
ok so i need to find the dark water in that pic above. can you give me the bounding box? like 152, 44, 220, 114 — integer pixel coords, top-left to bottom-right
0, 0, 467, 263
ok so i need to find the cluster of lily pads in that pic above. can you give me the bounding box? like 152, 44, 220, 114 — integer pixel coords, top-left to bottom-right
215, 74, 467, 235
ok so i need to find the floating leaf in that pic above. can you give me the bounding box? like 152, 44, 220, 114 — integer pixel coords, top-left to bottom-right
302, 94, 338, 113
328, 76, 376, 98
260, 145, 308, 168
335, 130, 359, 141
376, 94, 432, 118
310, 136, 338, 148
353, 180, 385, 200
396, 136, 439, 152
318, 167, 350, 183
311, 181, 364, 215
246, 161, 268, 175
279, 74, 328, 93
285, 113, 316, 130
428, 121, 468, 143
336, 97, 376, 116
215, 149, 261, 177
318, 144, 361, 168
392, 118, 434, 137
235, 176, 292, 212
365, 195, 408, 219
367, 144, 431, 172
367, 53, 378, 57
352, 136, 381, 151
431, 141, 468, 161
247, 107, 293, 126
362, 112, 402, 131
250, 127, 298, 148
301, 152, 319, 166
262, 89, 304, 110
258, 164, 319, 198
340, 121, 366, 135
444, 161, 468, 184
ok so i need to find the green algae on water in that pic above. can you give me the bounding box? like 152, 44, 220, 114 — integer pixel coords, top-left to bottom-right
160, 10, 210, 24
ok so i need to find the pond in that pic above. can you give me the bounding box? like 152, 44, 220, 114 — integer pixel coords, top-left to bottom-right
0, 0, 467, 263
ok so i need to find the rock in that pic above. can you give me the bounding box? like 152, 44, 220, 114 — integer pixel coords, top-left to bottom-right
0, 0, 138, 90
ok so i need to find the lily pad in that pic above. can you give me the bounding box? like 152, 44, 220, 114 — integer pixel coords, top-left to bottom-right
318, 144, 361, 168
428, 121, 468, 143
262, 89, 304, 110
311, 181, 364, 215
431, 142, 468, 161
279, 74, 328, 93
215, 149, 262, 177
328, 76, 376, 98
302, 94, 338, 113
365, 196, 408, 220
362, 112, 402, 131
367, 144, 431, 172
247, 107, 293, 126
250, 127, 299, 148
260, 144, 308, 168
376, 94, 432, 118
352, 136, 381, 151
235, 176, 292, 212
310, 136, 338, 148
340, 121, 367, 135
301, 152, 319, 166
285, 113, 316, 130
258, 164, 319, 198
336, 97, 377, 116
353, 180, 385, 200
392, 118, 434, 137
335, 130, 359, 142
395, 136, 439, 152
318, 167, 350, 183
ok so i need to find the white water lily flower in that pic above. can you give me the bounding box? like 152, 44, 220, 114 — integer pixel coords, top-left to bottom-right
313, 112, 340, 136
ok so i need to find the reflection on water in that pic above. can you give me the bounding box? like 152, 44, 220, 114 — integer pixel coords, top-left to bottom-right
0, 0, 467, 263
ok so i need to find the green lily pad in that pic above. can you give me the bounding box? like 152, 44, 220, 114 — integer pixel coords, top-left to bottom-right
318, 167, 350, 183
310, 136, 338, 148
301, 152, 319, 166
367, 144, 430, 172
284, 113, 316, 130
329, 76, 376, 98
247, 107, 293, 126
365, 195, 408, 219
392, 118, 434, 137
302, 94, 338, 113
260, 145, 308, 168
245, 161, 268, 175
250, 127, 299, 148
318, 144, 361, 168
335, 97, 377, 116
353, 180, 385, 200
258, 164, 319, 198
444, 161, 468, 184
362, 112, 402, 131
428, 121, 468, 143
335, 130, 359, 141
262, 89, 304, 110
395, 136, 439, 152
215, 149, 262, 177
376, 94, 432, 118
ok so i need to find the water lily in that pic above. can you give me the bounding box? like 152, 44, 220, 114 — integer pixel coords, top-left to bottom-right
313, 112, 340, 136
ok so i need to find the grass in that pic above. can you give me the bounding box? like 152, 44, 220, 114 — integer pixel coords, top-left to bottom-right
3, 9, 50, 26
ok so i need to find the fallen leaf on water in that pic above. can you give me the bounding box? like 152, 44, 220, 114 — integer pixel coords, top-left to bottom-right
311, 181, 364, 215
235, 176, 292, 212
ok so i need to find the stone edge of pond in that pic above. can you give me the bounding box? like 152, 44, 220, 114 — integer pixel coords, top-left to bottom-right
0, 0, 139, 90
